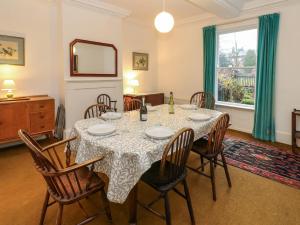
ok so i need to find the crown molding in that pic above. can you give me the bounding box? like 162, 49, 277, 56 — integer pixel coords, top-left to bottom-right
67, 0, 131, 18
243, 0, 288, 11
175, 0, 292, 27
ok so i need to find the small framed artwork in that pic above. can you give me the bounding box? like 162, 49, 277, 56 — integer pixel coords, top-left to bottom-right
0, 35, 25, 66
132, 52, 148, 71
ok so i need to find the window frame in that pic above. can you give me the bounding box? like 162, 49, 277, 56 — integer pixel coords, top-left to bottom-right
215, 24, 258, 110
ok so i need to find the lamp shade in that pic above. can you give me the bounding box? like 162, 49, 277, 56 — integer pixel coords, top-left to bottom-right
128, 79, 139, 87
154, 11, 174, 33
2, 80, 15, 90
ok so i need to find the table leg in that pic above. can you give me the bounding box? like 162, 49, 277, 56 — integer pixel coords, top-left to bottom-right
128, 184, 138, 225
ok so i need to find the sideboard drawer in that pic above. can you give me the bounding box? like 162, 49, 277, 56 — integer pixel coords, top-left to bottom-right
29, 100, 54, 113
0, 95, 55, 144
30, 112, 54, 134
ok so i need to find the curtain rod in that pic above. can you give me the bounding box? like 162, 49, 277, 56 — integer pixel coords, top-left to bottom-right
215, 12, 280, 27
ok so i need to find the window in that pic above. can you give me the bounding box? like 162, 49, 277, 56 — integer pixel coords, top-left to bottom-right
216, 26, 258, 108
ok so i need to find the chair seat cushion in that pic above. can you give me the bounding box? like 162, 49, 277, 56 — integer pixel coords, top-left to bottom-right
192, 137, 224, 158
141, 161, 186, 192
192, 138, 209, 155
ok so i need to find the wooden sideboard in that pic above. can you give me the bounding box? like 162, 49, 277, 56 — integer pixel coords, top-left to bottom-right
0, 95, 55, 144
124, 92, 164, 107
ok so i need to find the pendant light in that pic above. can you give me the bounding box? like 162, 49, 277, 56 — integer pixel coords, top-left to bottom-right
154, 0, 174, 33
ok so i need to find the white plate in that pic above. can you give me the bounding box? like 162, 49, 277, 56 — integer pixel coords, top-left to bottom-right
179, 104, 197, 110
102, 112, 122, 120
147, 106, 157, 112
145, 126, 174, 140
87, 124, 116, 136
188, 113, 211, 122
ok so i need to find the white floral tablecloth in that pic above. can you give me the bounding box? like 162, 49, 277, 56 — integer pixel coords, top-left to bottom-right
70, 104, 222, 203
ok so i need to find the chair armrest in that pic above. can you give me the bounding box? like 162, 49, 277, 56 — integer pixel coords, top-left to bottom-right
42, 136, 77, 152
48, 156, 104, 176
110, 100, 117, 103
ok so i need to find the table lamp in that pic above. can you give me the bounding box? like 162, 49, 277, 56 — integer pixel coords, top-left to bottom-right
128, 79, 139, 94
2, 80, 16, 98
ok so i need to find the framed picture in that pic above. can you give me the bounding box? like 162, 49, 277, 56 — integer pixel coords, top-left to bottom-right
132, 52, 148, 71
0, 35, 25, 66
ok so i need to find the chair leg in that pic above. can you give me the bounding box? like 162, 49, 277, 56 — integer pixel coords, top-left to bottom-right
214, 156, 218, 168
164, 193, 171, 225
39, 191, 50, 225
100, 188, 112, 221
200, 156, 204, 171
183, 179, 195, 225
56, 203, 63, 225
209, 159, 217, 201
221, 152, 232, 187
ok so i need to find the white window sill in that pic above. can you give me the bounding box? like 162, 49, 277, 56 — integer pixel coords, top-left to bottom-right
216, 101, 255, 111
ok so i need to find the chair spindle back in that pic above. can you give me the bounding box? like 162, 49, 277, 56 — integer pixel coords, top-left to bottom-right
18, 130, 90, 201
97, 94, 111, 106
160, 128, 194, 182
124, 98, 142, 111
84, 104, 110, 119
190, 92, 215, 109
207, 113, 230, 155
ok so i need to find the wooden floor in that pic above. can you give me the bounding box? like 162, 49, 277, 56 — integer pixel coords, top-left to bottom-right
0, 131, 299, 225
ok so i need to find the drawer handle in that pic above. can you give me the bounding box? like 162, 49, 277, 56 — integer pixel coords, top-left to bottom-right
40, 115, 45, 119
39, 105, 45, 108
40, 125, 45, 129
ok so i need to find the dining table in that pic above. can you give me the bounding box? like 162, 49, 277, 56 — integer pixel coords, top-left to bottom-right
70, 104, 222, 224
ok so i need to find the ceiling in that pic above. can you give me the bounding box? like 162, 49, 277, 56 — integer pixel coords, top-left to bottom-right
98, 0, 286, 25
99, 0, 208, 24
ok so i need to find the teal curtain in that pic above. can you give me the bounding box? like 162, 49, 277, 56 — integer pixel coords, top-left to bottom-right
253, 13, 280, 142
203, 26, 216, 96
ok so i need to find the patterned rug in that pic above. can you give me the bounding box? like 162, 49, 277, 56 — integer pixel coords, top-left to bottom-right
223, 138, 300, 189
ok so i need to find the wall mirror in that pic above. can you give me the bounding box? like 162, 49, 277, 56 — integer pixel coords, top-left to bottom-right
70, 39, 117, 77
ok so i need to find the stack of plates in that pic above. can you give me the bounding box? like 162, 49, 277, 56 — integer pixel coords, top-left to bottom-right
87, 124, 116, 136
179, 104, 197, 110
145, 126, 174, 140
102, 112, 122, 120
188, 113, 211, 122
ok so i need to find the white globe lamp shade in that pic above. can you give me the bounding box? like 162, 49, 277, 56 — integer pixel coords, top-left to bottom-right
154, 11, 174, 33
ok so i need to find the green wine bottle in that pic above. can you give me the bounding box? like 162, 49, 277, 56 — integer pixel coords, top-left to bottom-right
169, 92, 175, 114
140, 97, 148, 121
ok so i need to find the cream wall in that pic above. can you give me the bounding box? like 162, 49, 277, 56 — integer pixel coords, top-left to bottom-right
0, 0, 60, 103
157, 2, 300, 144
122, 21, 158, 93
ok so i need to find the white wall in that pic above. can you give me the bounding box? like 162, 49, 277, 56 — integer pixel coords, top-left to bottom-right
122, 21, 158, 93
61, 0, 124, 128
0, 0, 60, 104
157, 2, 300, 144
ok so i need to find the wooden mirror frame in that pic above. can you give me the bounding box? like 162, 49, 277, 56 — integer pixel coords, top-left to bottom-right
70, 39, 118, 77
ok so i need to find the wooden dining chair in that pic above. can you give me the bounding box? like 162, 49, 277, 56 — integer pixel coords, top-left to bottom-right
124, 98, 142, 111
97, 94, 117, 112
139, 128, 195, 225
187, 113, 231, 201
84, 103, 110, 119
18, 129, 112, 225
190, 91, 215, 109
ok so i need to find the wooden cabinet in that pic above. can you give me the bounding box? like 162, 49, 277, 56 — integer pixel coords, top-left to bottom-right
0, 95, 54, 144
124, 93, 164, 107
